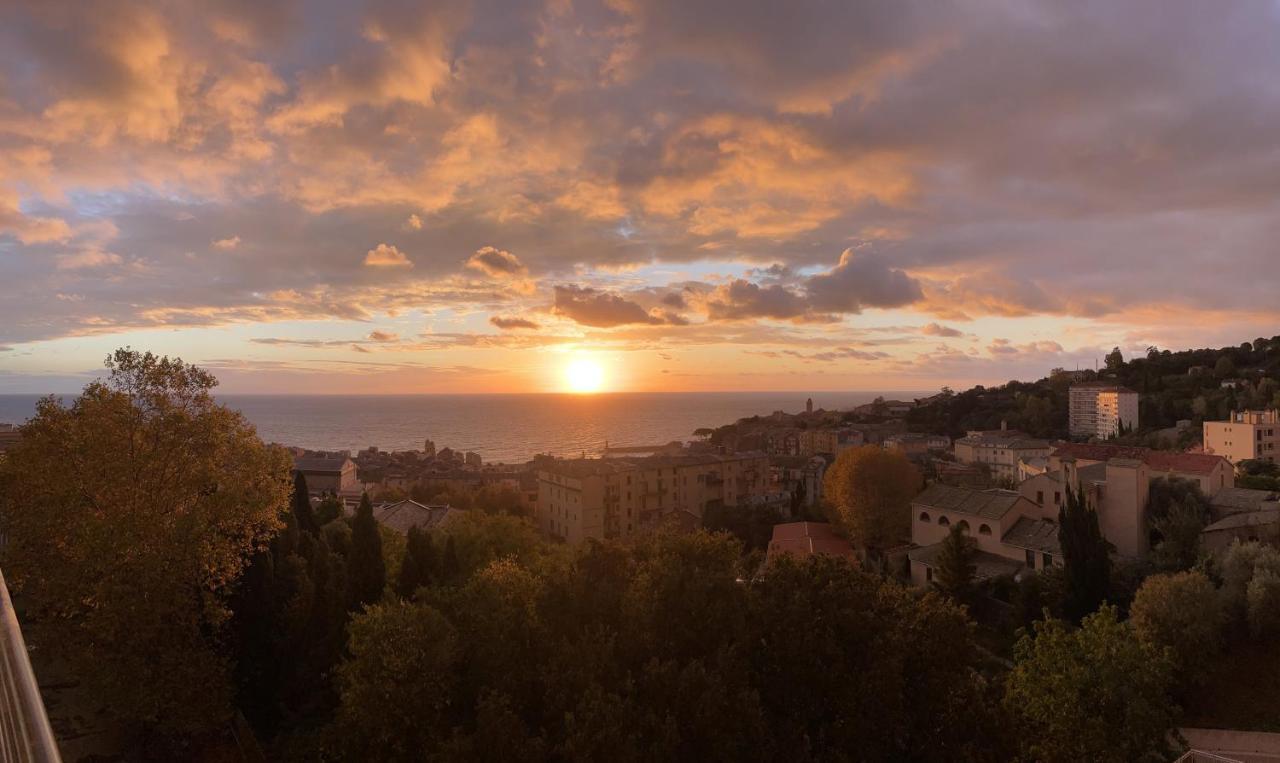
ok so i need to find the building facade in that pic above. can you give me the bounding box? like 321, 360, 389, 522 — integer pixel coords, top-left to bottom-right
1204, 409, 1280, 464
952, 426, 1052, 482
1068, 383, 1139, 439
908, 484, 1062, 587
293, 455, 360, 496
536, 451, 770, 544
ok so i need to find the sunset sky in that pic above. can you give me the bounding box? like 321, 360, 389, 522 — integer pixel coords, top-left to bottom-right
2, 1, 1279, 394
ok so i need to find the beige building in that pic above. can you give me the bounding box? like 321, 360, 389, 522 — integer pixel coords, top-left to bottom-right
1047, 443, 1234, 497
294, 454, 360, 496
883, 433, 950, 456
953, 426, 1052, 482
1016, 443, 1235, 558
908, 484, 1062, 586
536, 451, 770, 544
1068, 383, 1139, 439
1204, 409, 1280, 464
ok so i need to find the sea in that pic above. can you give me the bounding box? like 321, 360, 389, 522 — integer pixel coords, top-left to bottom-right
0, 391, 928, 464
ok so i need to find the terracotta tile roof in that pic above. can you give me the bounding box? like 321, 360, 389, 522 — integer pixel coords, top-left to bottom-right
1052, 443, 1229, 476
1001, 517, 1061, 555
372, 500, 463, 535
908, 543, 1025, 580
767, 522, 855, 562
912, 483, 1025, 520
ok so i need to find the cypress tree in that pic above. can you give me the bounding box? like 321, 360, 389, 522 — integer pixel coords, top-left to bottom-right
442, 535, 461, 583
934, 524, 977, 601
292, 471, 321, 536
396, 527, 424, 599
348, 493, 386, 609
1058, 483, 1112, 622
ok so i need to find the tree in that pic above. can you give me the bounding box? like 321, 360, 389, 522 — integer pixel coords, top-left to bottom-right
1105, 346, 1125, 371
1129, 571, 1223, 682
335, 601, 459, 760
1219, 541, 1280, 625
395, 526, 436, 599
349, 492, 386, 609
1146, 478, 1210, 571
442, 535, 461, 583
823, 446, 920, 560
934, 523, 977, 600
1005, 606, 1179, 763
291, 471, 321, 536
0, 349, 291, 736
1215, 355, 1236, 379
1058, 483, 1112, 622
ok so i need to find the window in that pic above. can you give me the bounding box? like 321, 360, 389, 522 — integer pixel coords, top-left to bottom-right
938, 516, 951, 527
925, 567, 933, 582
979, 524, 992, 536
1025, 550, 1035, 568
1036, 490, 1044, 505
919, 512, 931, 523
1054, 491, 1061, 505
1042, 553, 1052, 567
957, 520, 970, 533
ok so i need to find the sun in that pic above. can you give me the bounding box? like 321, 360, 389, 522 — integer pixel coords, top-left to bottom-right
564, 358, 606, 393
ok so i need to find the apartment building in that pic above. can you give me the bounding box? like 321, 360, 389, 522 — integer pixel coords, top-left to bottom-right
908, 484, 1062, 586
952, 426, 1052, 482
536, 451, 770, 544
1068, 382, 1139, 439
1204, 409, 1280, 464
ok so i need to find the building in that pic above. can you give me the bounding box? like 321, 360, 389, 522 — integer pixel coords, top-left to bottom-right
797, 427, 862, 456
1201, 487, 1280, 553
952, 425, 1052, 482
1047, 442, 1234, 497
1068, 383, 1139, 439
293, 454, 360, 496
1204, 409, 1280, 464
536, 451, 770, 544
766, 522, 854, 564
372, 500, 464, 535
0, 424, 20, 455
883, 432, 950, 456
1017, 443, 1235, 558
908, 484, 1062, 586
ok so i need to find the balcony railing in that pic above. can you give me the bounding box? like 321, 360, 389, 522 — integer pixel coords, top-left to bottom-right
0, 569, 60, 763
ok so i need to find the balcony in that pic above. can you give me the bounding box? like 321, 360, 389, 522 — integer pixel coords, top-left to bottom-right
0, 569, 61, 762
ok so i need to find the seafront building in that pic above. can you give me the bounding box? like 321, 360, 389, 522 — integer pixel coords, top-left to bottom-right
1203, 409, 1280, 464
536, 451, 770, 543
1068, 382, 1139, 439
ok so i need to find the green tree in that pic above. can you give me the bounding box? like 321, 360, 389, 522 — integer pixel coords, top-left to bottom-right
442, 534, 461, 583
291, 471, 321, 535
1129, 571, 1223, 683
335, 600, 459, 760
934, 523, 977, 600
0, 349, 291, 736
1058, 483, 1112, 622
1215, 355, 1236, 378
1005, 606, 1179, 763
822, 445, 920, 560
348, 492, 386, 609
1146, 478, 1210, 572
1105, 346, 1125, 371
395, 526, 436, 598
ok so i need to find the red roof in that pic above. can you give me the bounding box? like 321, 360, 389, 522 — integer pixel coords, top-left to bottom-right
1052, 442, 1228, 476
767, 522, 856, 562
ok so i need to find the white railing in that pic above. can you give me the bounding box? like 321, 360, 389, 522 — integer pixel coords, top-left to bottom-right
0, 570, 60, 763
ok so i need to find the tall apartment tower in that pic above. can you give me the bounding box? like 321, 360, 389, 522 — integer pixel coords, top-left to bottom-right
1068, 383, 1139, 439
1203, 409, 1280, 463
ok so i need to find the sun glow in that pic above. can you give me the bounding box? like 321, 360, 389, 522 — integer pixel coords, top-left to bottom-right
564, 358, 606, 393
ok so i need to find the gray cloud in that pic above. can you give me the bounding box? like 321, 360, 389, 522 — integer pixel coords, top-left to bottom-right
489, 316, 540, 330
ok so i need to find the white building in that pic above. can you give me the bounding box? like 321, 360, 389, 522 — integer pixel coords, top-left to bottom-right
1068, 383, 1138, 439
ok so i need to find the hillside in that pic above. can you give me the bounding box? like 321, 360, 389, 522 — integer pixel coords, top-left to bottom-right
906, 336, 1280, 444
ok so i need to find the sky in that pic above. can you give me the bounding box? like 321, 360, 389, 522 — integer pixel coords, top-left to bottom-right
2, 0, 1279, 394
